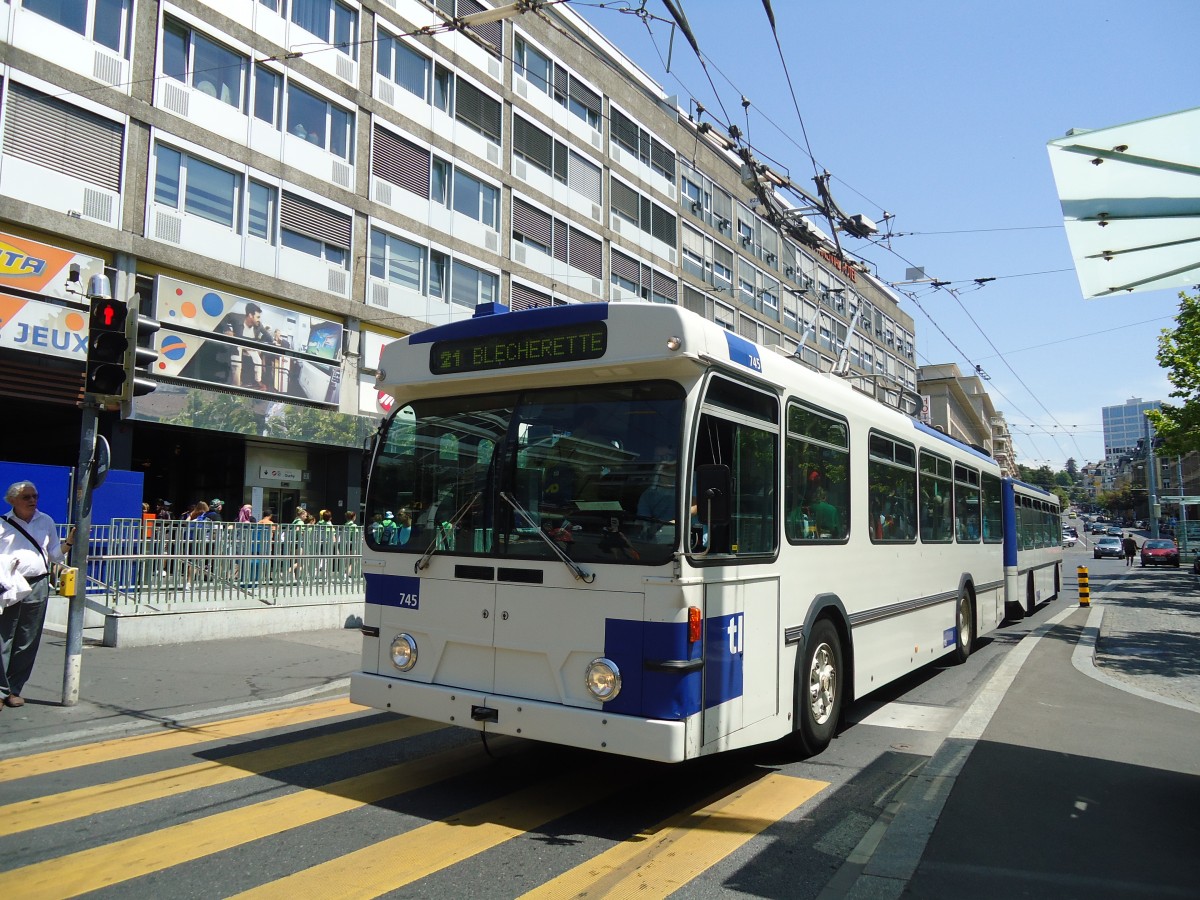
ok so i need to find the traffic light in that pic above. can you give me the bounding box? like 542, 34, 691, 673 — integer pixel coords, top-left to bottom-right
126, 308, 160, 399
85, 296, 129, 397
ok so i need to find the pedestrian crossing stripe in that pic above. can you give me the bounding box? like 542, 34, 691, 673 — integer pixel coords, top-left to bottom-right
0, 717, 442, 838
0, 711, 829, 900
519, 773, 828, 899
0, 737, 512, 900
0, 697, 364, 783
227, 771, 627, 900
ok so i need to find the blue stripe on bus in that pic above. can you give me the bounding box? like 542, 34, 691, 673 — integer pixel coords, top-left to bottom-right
407, 302, 611, 344
602, 618, 702, 720
703, 612, 745, 710
723, 331, 764, 373
365, 572, 421, 609
913, 420, 997, 464
1002, 479, 1018, 566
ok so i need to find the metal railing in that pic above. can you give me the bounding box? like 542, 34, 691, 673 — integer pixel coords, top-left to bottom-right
70, 519, 364, 610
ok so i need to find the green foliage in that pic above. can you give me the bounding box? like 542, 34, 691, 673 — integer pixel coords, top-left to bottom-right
1149, 290, 1200, 458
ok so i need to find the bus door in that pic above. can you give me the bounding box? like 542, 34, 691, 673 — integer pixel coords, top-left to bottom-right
702, 576, 780, 746
691, 372, 782, 747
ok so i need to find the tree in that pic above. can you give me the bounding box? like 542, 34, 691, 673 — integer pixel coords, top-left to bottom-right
1148, 289, 1200, 458
1065, 457, 1078, 479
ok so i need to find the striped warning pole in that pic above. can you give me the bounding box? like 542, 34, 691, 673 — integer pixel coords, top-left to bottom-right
1078, 565, 1090, 607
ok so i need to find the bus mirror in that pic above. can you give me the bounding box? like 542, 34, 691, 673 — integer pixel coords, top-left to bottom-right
694, 464, 731, 525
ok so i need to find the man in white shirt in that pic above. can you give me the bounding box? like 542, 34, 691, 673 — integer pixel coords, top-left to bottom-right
1, 481, 73, 709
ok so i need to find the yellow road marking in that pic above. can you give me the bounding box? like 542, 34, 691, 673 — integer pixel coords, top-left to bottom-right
520, 773, 828, 899
0, 718, 442, 837
0, 737, 508, 900
229, 772, 621, 900
0, 697, 364, 783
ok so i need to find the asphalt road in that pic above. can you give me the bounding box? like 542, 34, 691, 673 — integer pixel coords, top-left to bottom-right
1, 545, 1196, 898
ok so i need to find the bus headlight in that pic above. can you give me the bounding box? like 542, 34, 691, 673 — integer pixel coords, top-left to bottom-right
390, 633, 418, 671
585, 657, 621, 701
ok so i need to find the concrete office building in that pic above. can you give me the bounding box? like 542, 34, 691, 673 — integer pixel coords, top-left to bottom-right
0, 0, 919, 518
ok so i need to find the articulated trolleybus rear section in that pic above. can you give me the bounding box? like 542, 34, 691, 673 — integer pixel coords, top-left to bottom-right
351, 301, 1025, 762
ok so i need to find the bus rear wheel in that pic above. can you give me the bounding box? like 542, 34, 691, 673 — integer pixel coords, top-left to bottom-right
953, 590, 975, 664
795, 618, 843, 756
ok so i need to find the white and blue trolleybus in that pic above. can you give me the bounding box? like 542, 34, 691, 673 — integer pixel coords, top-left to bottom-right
351, 301, 1059, 762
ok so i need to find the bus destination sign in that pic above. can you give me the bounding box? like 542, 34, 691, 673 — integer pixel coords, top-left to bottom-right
430, 322, 608, 374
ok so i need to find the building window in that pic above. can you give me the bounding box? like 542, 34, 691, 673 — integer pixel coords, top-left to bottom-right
280, 191, 351, 267
286, 83, 354, 161
248, 180, 277, 242
513, 37, 601, 129
611, 106, 675, 181
24, 0, 133, 58
611, 177, 677, 246
452, 168, 499, 229
454, 78, 502, 144
370, 229, 424, 292
377, 31, 429, 99
451, 260, 498, 308
153, 145, 239, 229
611, 250, 674, 303
3, 83, 123, 192
253, 65, 282, 126
514, 38, 551, 93
290, 0, 358, 60
163, 18, 247, 108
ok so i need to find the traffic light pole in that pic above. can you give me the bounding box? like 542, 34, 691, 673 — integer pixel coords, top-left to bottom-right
63, 397, 99, 706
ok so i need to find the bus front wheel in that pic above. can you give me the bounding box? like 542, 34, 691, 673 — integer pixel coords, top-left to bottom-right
795, 618, 843, 756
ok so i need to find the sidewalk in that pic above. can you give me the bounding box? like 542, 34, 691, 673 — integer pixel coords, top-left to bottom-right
0, 624, 362, 752
874, 561, 1200, 899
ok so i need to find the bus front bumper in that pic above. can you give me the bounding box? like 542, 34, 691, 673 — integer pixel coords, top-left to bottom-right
350, 672, 689, 763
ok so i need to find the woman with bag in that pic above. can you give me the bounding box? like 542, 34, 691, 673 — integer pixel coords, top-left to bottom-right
1, 481, 73, 710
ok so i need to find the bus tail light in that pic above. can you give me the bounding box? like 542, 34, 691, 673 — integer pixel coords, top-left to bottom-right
688, 606, 702, 643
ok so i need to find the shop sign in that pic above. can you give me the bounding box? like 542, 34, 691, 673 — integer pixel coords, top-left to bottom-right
0, 292, 88, 360
260, 466, 302, 481
0, 231, 105, 301
154, 275, 345, 406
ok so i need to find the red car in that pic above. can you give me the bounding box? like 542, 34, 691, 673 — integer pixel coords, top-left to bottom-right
1140, 539, 1180, 568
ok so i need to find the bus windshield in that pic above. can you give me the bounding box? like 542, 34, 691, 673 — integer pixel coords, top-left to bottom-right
366, 381, 686, 565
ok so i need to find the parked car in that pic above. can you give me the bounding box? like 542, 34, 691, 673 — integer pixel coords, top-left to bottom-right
1140, 539, 1180, 568
1061, 532, 1078, 548
1094, 536, 1124, 559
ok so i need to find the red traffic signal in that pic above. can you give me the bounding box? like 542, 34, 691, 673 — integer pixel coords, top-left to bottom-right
85, 297, 129, 397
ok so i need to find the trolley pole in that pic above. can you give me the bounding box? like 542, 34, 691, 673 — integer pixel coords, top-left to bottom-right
1077, 565, 1090, 607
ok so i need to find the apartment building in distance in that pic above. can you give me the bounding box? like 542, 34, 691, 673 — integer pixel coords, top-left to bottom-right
0, 0, 920, 517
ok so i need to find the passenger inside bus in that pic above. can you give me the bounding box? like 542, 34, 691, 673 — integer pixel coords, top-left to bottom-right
636, 444, 678, 543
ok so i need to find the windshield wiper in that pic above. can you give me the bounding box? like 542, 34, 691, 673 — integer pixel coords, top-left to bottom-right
415, 491, 482, 573
500, 491, 594, 583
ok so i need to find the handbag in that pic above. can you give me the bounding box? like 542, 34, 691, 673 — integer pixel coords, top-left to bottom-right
1, 514, 53, 593
2, 562, 31, 607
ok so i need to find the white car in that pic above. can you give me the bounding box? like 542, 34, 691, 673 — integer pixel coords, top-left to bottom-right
1062, 532, 1078, 548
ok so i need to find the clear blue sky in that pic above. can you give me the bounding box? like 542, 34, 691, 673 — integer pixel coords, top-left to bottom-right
575, 0, 1199, 470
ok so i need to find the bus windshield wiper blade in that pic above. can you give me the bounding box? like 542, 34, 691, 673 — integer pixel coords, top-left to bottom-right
500, 492, 594, 583
415, 491, 482, 572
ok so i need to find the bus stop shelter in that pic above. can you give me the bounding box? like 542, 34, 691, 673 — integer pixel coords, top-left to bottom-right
1047, 106, 1200, 299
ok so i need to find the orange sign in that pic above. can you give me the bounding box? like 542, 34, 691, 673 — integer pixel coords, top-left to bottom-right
0, 230, 104, 299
